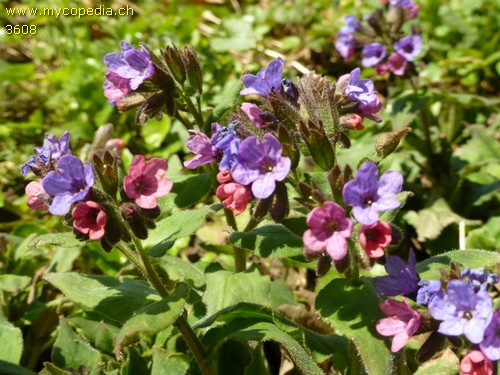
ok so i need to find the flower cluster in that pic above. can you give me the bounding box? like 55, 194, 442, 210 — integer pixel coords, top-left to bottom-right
335, 1, 422, 77
303, 161, 403, 263
21, 131, 172, 250
374, 254, 499, 371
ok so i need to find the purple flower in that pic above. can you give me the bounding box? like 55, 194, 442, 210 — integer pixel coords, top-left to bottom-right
212, 121, 242, 171
428, 280, 493, 344
42, 155, 95, 215
231, 134, 291, 199
342, 14, 360, 33
394, 35, 422, 62
389, 0, 414, 8
335, 31, 356, 62
345, 68, 382, 122
183, 130, 219, 169
480, 310, 500, 361
21, 131, 71, 176
461, 268, 499, 292
240, 57, 284, 98
374, 249, 420, 297
342, 161, 403, 225
416, 279, 442, 305
303, 201, 353, 261
376, 298, 421, 352
362, 43, 387, 67
103, 41, 155, 104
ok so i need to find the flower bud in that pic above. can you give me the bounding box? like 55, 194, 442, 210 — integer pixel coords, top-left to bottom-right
120, 202, 149, 239
181, 46, 203, 95
374, 127, 411, 159
340, 114, 364, 130
163, 45, 187, 84
93, 151, 119, 197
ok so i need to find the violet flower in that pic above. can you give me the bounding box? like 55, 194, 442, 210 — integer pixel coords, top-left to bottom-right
416, 279, 442, 305
345, 68, 382, 122
241, 103, 269, 128
103, 41, 155, 104
460, 350, 494, 375
394, 35, 422, 62
183, 130, 219, 169
42, 155, 94, 215
461, 268, 499, 292
362, 43, 387, 67
240, 57, 284, 98
21, 131, 71, 176
376, 298, 421, 352
480, 310, 500, 361
342, 161, 403, 225
302, 201, 353, 261
72, 201, 107, 240
335, 31, 356, 62
342, 14, 360, 33
374, 249, 420, 297
428, 280, 493, 344
212, 121, 243, 171
124, 155, 173, 209
231, 134, 291, 199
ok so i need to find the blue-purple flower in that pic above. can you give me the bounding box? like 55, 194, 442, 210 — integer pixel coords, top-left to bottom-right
394, 35, 422, 62
103, 41, 155, 104
345, 68, 382, 122
428, 280, 493, 344
335, 31, 356, 62
231, 134, 291, 199
183, 130, 219, 169
461, 268, 499, 292
480, 310, 500, 361
341, 14, 360, 33
42, 155, 95, 215
342, 161, 403, 225
362, 43, 387, 67
416, 279, 442, 305
21, 131, 71, 176
212, 121, 242, 171
374, 249, 420, 296
240, 57, 284, 98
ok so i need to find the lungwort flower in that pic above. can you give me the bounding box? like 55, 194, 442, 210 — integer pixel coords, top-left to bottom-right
359, 221, 392, 258
124, 155, 173, 209
42, 155, 95, 215
21, 131, 71, 176
231, 134, 291, 199
376, 298, 421, 352
345, 68, 382, 122
374, 249, 420, 297
216, 171, 253, 216
362, 43, 387, 67
240, 57, 284, 98
302, 201, 353, 261
394, 35, 422, 62
25, 181, 49, 211
343, 161, 403, 225
428, 279, 493, 344
460, 350, 494, 375
103, 41, 155, 104
480, 310, 500, 361
72, 201, 107, 240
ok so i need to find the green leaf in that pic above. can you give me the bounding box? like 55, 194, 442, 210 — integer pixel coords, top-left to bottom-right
151, 351, 189, 375
52, 319, 103, 374
466, 216, 500, 250
229, 224, 304, 259
157, 255, 205, 289
403, 198, 480, 241
414, 348, 459, 375
48, 247, 81, 273
417, 249, 500, 280
29, 233, 82, 248
0, 361, 36, 375
316, 278, 392, 375
269, 279, 300, 309
0, 275, 31, 294
0, 311, 23, 364
141, 115, 171, 150
204, 80, 241, 132
145, 205, 219, 257
202, 264, 271, 317
169, 173, 212, 208
115, 283, 188, 356
44, 273, 160, 323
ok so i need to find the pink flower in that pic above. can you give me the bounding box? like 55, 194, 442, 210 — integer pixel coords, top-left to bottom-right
25, 181, 49, 210
72, 201, 107, 240
376, 298, 421, 352
105, 138, 126, 154
302, 201, 353, 261
216, 171, 252, 215
388, 53, 408, 76
376, 63, 390, 75
460, 350, 493, 375
240, 102, 268, 128
341, 114, 365, 130
359, 221, 392, 258
124, 155, 173, 209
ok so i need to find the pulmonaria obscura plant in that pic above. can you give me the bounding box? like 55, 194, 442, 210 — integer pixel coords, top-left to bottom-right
20, 38, 499, 375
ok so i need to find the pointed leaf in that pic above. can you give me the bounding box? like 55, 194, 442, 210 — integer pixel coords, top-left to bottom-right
151, 351, 189, 375
0, 275, 31, 294
229, 224, 304, 259
115, 283, 187, 356
0, 312, 23, 364
0, 361, 35, 375
44, 273, 160, 323
316, 278, 392, 375
29, 233, 82, 248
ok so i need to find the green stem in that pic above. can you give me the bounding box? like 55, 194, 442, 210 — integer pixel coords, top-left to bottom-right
181, 92, 205, 129
409, 77, 433, 156
224, 208, 247, 273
